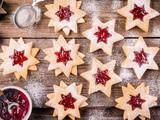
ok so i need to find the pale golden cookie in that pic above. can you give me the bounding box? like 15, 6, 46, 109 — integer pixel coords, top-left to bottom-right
43, 35, 84, 77
0, 38, 40, 79
83, 17, 124, 56
121, 36, 159, 79
115, 83, 157, 120
117, 0, 159, 32
81, 57, 122, 97
44, 0, 86, 35
45, 81, 88, 120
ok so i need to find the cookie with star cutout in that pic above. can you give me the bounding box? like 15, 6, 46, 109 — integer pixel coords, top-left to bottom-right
43, 35, 85, 77
81, 58, 122, 97
0, 38, 40, 79
115, 83, 157, 120
121, 36, 159, 79
45, 81, 88, 120
44, 0, 86, 35
117, 0, 159, 32
83, 17, 124, 56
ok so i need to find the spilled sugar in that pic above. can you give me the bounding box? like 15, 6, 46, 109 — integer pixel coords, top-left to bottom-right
24, 81, 46, 107
120, 68, 133, 80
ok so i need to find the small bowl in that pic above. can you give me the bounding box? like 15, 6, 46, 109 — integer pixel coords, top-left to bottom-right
1, 86, 32, 120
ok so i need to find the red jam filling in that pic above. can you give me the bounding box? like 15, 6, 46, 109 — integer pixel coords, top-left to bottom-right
93, 68, 111, 86
55, 47, 72, 65
59, 93, 77, 111
130, 4, 148, 21
133, 49, 149, 67
127, 94, 146, 111
56, 5, 74, 21
94, 27, 112, 44
9, 50, 28, 67
0, 89, 30, 120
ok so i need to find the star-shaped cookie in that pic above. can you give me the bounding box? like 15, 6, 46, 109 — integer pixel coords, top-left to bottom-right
121, 36, 159, 79
45, 81, 88, 120
43, 35, 85, 77
83, 17, 124, 56
0, 38, 40, 79
81, 57, 122, 97
117, 0, 159, 32
115, 83, 157, 120
46, 81, 88, 120
44, 0, 86, 35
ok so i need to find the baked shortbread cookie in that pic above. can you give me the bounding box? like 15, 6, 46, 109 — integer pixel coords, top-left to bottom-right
43, 35, 85, 77
44, 0, 86, 35
81, 58, 122, 97
45, 81, 88, 120
115, 83, 157, 120
121, 36, 159, 79
117, 0, 159, 32
0, 38, 40, 79
83, 17, 124, 56
46, 81, 88, 120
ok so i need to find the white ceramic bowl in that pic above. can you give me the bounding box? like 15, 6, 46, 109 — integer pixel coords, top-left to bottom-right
1, 86, 32, 120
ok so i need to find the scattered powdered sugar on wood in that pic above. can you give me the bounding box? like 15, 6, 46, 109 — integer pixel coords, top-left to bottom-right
89, 110, 104, 120
111, 1, 123, 12
120, 68, 133, 80
24, 81, 46, 108
83, 0, 100, 19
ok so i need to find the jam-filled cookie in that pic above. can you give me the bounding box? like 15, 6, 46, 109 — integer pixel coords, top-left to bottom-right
43, 35, 85, 77
46, 81, 88, 120
45, 0, 86, 35
0, 38, 40, 79
121, 36, 159, 79
117, 0, 159, 32
115, 83, 157, 120
81, 58, 122, 97
83, 17, 124, 56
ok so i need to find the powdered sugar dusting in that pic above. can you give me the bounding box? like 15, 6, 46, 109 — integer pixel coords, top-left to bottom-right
120, 68, 133, 80
83, 0, 100, 19
24, 81, 46, 107
111, 1, 123, 12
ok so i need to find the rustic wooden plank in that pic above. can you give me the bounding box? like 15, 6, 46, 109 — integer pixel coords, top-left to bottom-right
0, 0, 160, 38
29, 107, 160, 120
0, 38, 160, 108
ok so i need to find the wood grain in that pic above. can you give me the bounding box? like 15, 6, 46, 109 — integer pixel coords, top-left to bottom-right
0, 0, 160, 38
30, 107, 160, 120
1, 0, 160, 119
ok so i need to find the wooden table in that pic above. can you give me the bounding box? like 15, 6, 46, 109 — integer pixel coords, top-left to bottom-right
0, 0, 160, 119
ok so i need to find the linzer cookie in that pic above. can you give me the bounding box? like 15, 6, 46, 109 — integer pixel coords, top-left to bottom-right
81, 58, 122, 97
0, 38, 40, 79
117, 0, 159, 32
44, 0, 86, 35
115, 83, 157, 120
121, 36, 159, 79
45, 81, 88, 120
43, 35, 85, 77
83, 17, 124, 56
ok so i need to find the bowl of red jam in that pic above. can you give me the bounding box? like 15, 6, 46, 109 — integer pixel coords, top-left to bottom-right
0, 86, 32, 120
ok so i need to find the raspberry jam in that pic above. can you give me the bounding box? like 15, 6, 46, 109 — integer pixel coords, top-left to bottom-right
56, 5, 74, 21
133, 49, 149, 67
94, 27, 112, 43
127, 94, 146, 111
0, 89, 30, 120
130, 4, 148, 21
93, 68, 111, 86
55, 47, 72, 65
59, 93, 77, 111
9, 50, 28, 67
